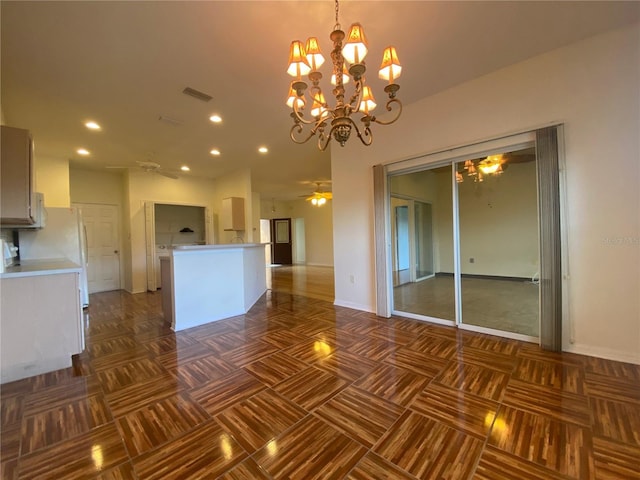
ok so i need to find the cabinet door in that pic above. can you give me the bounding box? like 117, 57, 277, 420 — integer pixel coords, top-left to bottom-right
222, 197, 245, 231
1, 126, 34, 224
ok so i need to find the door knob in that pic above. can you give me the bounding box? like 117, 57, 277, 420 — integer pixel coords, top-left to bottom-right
114, 250, 119, 254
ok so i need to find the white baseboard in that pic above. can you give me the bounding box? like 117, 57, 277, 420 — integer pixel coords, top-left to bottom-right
333, 299, 375, 313
564, 343, 640, 365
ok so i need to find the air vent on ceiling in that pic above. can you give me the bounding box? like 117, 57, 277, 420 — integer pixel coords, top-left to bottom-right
182, 87, 212, 102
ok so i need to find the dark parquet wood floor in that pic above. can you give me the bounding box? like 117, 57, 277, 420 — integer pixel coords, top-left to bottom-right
1, 290, 639, 479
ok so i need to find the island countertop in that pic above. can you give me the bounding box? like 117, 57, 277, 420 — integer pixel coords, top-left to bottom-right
172, 243, 266, 252
161, 243, 267, 331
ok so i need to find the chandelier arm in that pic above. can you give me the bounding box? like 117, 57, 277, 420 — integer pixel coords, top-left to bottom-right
290, 123, 318, 144
351, 121, 373, 146
291, 97, 316, 126
318, 132, 332, 151
370, 98, 403, 126
347, 79, 364, 113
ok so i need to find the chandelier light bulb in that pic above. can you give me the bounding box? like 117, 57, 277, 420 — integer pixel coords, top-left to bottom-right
342, 23, 368, 64
305, 37, 325, 71
378, 46, 402, 83
310, 92, 327, 118
286, 82, 305, 109
287, 40, 311, 78
359, 85, 377, 114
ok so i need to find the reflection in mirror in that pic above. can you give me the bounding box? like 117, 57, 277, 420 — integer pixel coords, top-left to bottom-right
390, 166, 455, 322
457, 147, 539, 336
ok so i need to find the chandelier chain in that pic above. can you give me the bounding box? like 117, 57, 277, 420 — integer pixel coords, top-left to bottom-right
334, 0, 340, 30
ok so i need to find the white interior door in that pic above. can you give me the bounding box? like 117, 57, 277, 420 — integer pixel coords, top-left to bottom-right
75, 203, 121, 293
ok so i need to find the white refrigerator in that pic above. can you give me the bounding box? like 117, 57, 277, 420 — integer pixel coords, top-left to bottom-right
18, 207, 90, 307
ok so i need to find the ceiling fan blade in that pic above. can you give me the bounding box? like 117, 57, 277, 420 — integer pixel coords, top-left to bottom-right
156, 171, 179, 179
137, 160, 161, 169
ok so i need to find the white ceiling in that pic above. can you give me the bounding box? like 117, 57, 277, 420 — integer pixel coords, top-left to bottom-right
2, 1, 638, 200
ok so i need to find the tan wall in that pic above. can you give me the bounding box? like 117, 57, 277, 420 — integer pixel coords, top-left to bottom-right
35, 156, 69, 207
260, 198, 334, 267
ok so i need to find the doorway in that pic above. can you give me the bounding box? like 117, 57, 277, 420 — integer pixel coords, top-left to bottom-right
144, 202, 210, 291
380, 130, 555, 342
391, 197, 435, 288
415, 200, 434, 280
392, 201, 410, 286
73, 203, 121, 293
271, 218, 293, 265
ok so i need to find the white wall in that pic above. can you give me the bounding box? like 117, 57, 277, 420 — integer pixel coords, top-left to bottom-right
127, 171, 217, 293
332, 24, 640, 363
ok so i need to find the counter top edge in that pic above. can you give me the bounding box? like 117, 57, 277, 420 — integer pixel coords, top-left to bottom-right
0, 259, 82, 278
172, 243, 266, 252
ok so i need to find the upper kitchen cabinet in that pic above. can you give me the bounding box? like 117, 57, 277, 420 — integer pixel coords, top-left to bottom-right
1, 126, 35, 225
222, 197, 245, 231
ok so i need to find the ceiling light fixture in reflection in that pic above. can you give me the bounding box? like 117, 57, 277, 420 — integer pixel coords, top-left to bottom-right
219, 434, 233, 460
266, 439, 278, 457
313, 340, 332, 356
485, 411, 508, 439
91, 444, 104, 470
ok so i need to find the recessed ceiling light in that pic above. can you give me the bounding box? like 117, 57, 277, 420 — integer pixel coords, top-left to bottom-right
210, 149, 221, 156
181, 165, 190, 171
258, 146, 268, 154
77, 148, 90, 155
209, 114, 222, 123
85, 121, 101, 130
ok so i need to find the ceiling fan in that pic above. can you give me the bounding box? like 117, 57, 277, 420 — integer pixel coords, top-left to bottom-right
301, 183, 333, 206
106, 160, 179, 179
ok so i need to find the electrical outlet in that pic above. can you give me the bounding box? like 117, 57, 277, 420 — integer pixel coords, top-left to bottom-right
469, 257, 475, 263
349, 275, 355, 284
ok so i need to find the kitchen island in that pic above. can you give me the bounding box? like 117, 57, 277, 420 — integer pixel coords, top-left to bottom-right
160, 244, 267, 331
0, 259, 83, 383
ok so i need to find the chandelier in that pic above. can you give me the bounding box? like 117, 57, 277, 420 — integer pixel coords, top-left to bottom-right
457, 155, 505, 183
286, 0, 403, 151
